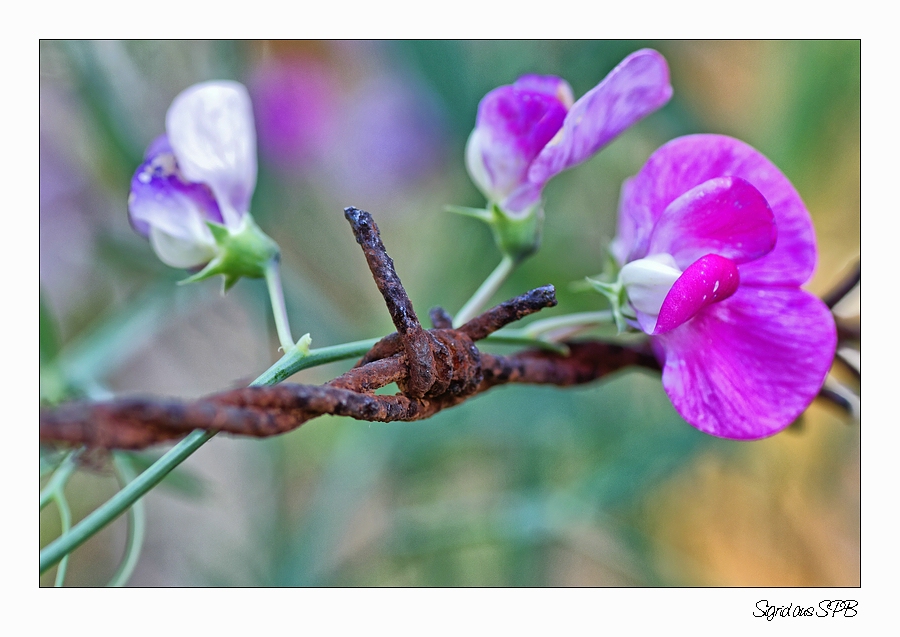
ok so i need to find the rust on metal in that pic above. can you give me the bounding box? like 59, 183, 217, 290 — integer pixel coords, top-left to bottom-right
39, 207, 663, 450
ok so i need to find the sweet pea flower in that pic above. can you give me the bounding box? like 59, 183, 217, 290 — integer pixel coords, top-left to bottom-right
128, 80, 277, 288
465, 49, 672, 220
602, 134, 836, 439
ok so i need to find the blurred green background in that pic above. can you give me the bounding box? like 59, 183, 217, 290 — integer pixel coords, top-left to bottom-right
39, 40, 860, 586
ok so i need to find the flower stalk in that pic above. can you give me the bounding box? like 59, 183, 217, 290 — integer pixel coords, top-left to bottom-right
516, 310, 616, 339
51, 492, 72, 586
40, 452, 77, 586
106, 453, 146, 587
263, 258, 297, 352
453, 255, 517, 327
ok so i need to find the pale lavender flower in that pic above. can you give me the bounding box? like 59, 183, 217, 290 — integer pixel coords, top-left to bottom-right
128, 81, 258, 269
465, 49, 673, 216
610, 134, 837, 439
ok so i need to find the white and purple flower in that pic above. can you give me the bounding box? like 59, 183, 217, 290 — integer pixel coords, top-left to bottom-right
465, 49, 673, 218
606, 134, 836, 439
129, 80, 276, 286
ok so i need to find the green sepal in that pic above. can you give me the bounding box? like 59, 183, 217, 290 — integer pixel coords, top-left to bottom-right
222, 274, 241, 293
445, 205, 493, 222
489, 202, 543, 262
206, 222, 231, 244
585, 275, 633, 334
178, 215, 280, 292
447, 202, 543, 262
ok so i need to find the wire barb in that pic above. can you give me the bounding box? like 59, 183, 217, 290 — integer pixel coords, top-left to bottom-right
40, 207, 660, 451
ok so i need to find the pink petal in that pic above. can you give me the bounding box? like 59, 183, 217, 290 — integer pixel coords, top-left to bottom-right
513, 75, 575, 108
467, 82, 569, 207
610, 176, 642, 264
654, 254, 740, 334
618, 134, 816, 285
647, 177, 776, 269
527, 49, 672, 187
654, 286, 837, 439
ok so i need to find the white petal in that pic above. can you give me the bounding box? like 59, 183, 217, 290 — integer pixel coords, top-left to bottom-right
166, 80, 257, 228
464, 128, 497, 202
619, 253, 681, 316
149, 225, 217, 269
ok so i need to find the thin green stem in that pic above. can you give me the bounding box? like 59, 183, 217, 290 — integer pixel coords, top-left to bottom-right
40, 430, 212, 575
39, 336, 381, 575
482, 311, 622, 353
52, 491, 72, 587
264, 259, 295, 352
518, 311, 615, 338
454, 255, 517, 327
252, 337, 380, 386
40, 452, 77, 511
483, 332, 569, 355
107, 453, 146, 587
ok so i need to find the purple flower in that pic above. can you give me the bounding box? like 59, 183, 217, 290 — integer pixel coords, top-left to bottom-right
610, 134, 837, 439
465, 49, 672, 216
128, 81, 258, 268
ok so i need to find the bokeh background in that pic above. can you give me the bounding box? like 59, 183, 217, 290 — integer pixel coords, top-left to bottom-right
40, 40, 860, 586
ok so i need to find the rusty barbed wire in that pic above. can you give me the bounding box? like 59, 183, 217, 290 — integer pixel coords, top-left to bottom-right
822, 261, 860, 310
40, 208, 659, 450
826, 262, 861, 384
39, 210, 859, 450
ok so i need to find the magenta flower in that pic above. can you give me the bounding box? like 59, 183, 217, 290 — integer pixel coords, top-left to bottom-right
128, 80, 258, 269
465, 49, 673, 216
607, 134, 836, 439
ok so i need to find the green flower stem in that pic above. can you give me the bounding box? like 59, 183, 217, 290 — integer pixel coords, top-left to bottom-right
453, 255, 517, 327
517, 310, 615, 338
39, 336, 381, 576
264, 259, 295, 353
52, 491, 72, 587
251, 337, 380, 386
483, 332, 569, 355
482, 311, 618, 354
40, 452, 77, 586
107, 453, 146, 587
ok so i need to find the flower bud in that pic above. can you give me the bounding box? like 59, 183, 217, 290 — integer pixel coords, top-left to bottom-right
128, 81, 279, 290
459, 50, 672, 261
